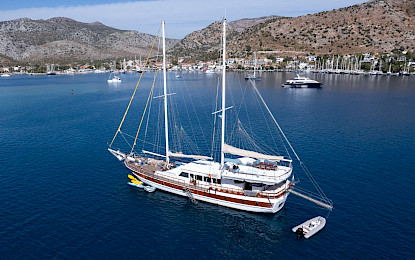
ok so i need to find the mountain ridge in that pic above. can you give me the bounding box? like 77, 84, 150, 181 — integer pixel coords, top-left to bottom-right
0, 17, 178, 64
171, 0, 415, 61
1, 0, 414, 65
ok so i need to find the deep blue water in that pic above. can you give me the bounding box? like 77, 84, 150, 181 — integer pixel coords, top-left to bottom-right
1, 72, 414, 259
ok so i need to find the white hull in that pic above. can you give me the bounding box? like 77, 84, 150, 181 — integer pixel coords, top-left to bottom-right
129, 167, 289, 213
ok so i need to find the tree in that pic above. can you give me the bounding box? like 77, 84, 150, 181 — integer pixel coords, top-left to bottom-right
267, 54, 276, 61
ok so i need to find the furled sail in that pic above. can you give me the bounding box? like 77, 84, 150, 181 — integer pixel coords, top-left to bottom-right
223, 143, 286, 162
168, 151, 212, 161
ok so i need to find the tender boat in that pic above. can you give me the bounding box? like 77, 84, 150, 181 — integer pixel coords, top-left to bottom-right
292, 216, 326, 239
282, 74, 322, 88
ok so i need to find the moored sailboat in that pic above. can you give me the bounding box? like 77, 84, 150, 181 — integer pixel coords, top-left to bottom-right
108, 19, 332, 215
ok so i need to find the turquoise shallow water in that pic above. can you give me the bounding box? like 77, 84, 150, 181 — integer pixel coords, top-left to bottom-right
0, 72, 414, 258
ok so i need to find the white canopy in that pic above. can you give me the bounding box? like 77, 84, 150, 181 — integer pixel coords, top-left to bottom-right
168, 151, 212, 161
223, 143, 286, 162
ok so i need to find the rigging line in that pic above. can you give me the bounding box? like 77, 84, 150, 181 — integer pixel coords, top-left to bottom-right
130, 69, 159, 154
119, 131, 133, 150
300, 163, 332, 204
250, 79, 301, 161
227, 74, 248, 143
250, 79, 331, 204
142, 39, 161, 152
177, 73, 208, 155
119, 131, 137, 139
109, 26, 160, 148
142, 78, 155, 152
211, 77, 221, 159
251, 80, 284, 156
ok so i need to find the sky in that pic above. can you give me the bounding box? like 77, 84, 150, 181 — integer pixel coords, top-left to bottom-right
0, 0, 368, 39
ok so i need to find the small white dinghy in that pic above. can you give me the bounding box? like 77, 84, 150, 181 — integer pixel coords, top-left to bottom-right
292, 216, 326, 239
144, 186, 156, 193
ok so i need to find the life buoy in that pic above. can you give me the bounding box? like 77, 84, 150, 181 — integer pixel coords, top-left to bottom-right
151, 162, 155, 167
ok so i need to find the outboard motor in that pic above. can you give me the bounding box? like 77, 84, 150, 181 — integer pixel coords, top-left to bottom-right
296, 227, 304, 239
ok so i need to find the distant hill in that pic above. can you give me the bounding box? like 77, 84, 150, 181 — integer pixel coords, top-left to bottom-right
0, 17, 179, 64
170, 16, 279, 61
228, 16, 281, 32
171, 0, 415, 61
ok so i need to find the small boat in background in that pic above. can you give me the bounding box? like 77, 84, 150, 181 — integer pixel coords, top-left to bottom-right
282, 74, 322, 88
292, 216, 326, 239
46, 64, 57, 75
108, 74, 121, 83
1, 73, 11, 77
245, 51, 262, 81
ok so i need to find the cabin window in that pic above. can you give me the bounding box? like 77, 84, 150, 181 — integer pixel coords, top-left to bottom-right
204, 177, 212, 182
195, 175, 203, 181
179, 172, 189, 178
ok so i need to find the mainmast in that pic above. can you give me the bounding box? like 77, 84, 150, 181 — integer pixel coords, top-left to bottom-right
162, 20, 170, 165
220, 18, 226, 168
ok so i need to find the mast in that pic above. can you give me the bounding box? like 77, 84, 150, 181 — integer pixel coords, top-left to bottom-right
253, 51, 256, 78
162, 20, 170, 165
220, 18, 226, 168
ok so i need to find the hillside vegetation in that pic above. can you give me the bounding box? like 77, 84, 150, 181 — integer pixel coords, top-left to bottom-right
171, 0, 415, 61
0, 17, 178, 64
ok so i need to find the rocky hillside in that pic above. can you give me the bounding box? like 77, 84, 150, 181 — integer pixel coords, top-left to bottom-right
171, 16, 278, 61
171, 0, 415, 60
228, 16, 280, 32
0, 17, 179, 64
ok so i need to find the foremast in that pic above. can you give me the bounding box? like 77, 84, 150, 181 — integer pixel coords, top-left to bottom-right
162, 20, 170, 166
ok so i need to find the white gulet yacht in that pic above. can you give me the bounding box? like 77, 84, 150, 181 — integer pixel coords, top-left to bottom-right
108, 20, 332, 214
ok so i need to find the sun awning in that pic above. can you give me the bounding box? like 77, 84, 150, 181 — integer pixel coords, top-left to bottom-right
168, 151, 212, 161
223, 143, 287, 162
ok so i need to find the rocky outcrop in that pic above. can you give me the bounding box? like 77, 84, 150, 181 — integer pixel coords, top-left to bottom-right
0, 17, 179, 64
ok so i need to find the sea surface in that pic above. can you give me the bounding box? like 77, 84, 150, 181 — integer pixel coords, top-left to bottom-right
1, 72, 414, 259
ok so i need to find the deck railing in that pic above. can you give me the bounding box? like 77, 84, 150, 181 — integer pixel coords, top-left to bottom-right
126, 161, 288, 198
